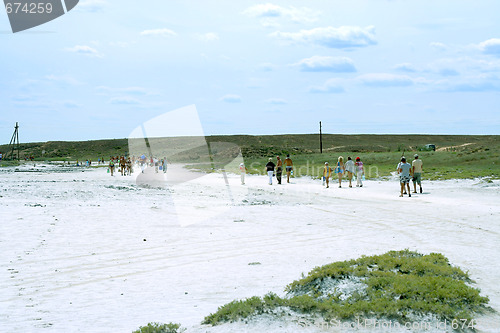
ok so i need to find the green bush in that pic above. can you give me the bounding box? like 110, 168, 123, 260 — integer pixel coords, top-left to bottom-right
132, 322, 183, 333
203, 250, 490, 328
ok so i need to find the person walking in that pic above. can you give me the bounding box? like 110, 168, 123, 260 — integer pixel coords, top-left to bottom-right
344, 156, 356, 188
239, 162, 247, 185
284, 154, 293, 183
276, 156, 283, 184
398, 157, 412, 197
126, 157, 133, 175
120, 156, 126, 176
355, 157, 364, 187
265, 158, 276, 185
335, 156, 345, 188
412, 154, 423, 193
323, 162, 333, 188
162, 157, 168, 173
109, 159, 115, 176
154, 157, 159, 173
140, 154, 146, 173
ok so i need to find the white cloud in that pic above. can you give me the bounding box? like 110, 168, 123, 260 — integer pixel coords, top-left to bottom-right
358, 73, 414, 87
430, 42, 448, 50
394, 63, 417, 73
294, 56, 356, 72
270, 26, 376, 49
246, 77, 268, 89
257, 63, 274, 72
244, 3, 285, 17
435, 74, 500, 92
12, 95, 37, 102
63, 101, 81, 108
141, 28, 177, 37
45, 75, 83, 85
109, 97, 141, 105
478, 38, 500, 57
243, 3, 320, 25
441, 82, 500, 92
266, 98, 287, 105
109, 41, 132, 48
309, 79, 345, 93
76, 0, 106, 12
65, 45, 102, 57
437, 68, 459, 77
220, 94, 242, 103
474, 59, 500, 72
259, 18, 281, 28
97, 86, 150, 96
196, 32, 219, 42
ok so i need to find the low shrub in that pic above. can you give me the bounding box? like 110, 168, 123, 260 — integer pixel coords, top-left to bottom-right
203, 250, 490, 328
132, 322, 183, 333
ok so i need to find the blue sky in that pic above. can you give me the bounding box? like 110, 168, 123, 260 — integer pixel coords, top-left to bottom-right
1, 0, 500, 143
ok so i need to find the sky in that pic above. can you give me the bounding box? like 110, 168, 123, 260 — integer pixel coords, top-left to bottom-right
1, 0, 500, 143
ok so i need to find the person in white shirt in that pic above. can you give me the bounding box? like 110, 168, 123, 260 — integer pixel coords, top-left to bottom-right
412, 154, 423, 193
398, 157, 413, 197
344, 156, 356, 188
239, 162, 247, 185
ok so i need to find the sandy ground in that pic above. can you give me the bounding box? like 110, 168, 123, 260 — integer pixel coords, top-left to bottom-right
1, 163, 499, 332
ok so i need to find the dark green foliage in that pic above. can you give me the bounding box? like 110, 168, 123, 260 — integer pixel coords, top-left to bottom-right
203, 250, 490, 328
132, 322, 183, 333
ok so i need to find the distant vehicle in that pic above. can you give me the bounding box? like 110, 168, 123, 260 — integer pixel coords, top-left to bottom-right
424, 144, 436, 151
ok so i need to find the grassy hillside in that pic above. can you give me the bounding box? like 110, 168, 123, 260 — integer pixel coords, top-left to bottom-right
0, 138, 129, 161
1, 134, 499, 180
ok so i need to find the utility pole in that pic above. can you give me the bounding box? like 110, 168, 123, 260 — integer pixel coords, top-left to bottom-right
319, 121, 323, 154
8, 122, 20, 160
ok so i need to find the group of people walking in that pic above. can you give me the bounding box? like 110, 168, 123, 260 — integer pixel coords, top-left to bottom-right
107, 155, 168, 177
104, 152, 424, 197
260, 153, 424, 197
265, 154, 294, 185
323, 156, 365, 188
397, 154, 423, 197
262, 154, 365, 188
108, 156, 133, 176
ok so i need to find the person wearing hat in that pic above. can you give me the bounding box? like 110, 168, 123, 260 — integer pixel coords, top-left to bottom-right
265, 158, 276, 185
323, 162, 333, 188
355, 157, 364, 187
239, 162, 247, 185
412, 154, 423, 193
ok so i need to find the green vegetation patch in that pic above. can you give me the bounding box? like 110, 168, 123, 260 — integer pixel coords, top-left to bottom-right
203, 250, 490, 328
132, 322, 184, 333
2, 134, 499, 180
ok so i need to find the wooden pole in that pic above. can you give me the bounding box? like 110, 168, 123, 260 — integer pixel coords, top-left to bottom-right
319, 121, 323, 154
15, 122, 20, 160
8, 122, 20, 160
